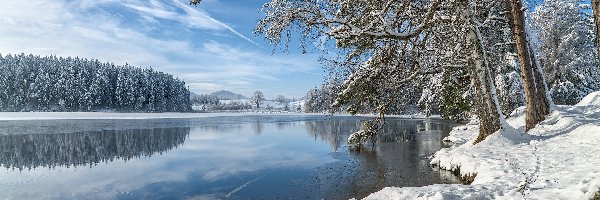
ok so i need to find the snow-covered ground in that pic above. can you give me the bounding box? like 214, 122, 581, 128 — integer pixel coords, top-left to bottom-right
191, 99, 305, 112
365, 91, 600, 199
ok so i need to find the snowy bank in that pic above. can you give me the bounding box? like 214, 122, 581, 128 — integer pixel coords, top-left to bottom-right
365, 91, 600, 199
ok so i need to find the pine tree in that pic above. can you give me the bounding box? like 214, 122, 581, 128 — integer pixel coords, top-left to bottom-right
0, 53, 192, 112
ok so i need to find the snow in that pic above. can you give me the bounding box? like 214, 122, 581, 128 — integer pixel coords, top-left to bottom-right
576, 91, 600, 107
191, 99, 305, 112
364, 91, 600, 199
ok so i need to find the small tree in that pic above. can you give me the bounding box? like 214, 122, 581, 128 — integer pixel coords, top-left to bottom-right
274, 95, 288, 103
251, 90, 265, 109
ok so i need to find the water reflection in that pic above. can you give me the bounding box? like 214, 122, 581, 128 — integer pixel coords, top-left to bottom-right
304, 117, 455, 151
253, 119, 265, 135
0, 116, 460, 200
0, 128, 189, 170
303, 117, 461, 199
304, 117, 363, 151
0, 119, 189, 170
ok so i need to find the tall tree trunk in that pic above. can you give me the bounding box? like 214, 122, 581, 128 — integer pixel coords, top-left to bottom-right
459, 0, 503, 143
505, 0, 550, 131
531, 48, 551, 117
592, 0, 600, 63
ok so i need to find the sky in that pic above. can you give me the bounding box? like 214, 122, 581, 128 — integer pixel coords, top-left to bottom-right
0, 0, 326, 99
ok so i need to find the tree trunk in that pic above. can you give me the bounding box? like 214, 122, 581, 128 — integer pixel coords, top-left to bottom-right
532, 51, 551, 117
505, 0, 550, 131
459, 0, 503, 143
469, 54, 502, 144
592, 0, 600, 63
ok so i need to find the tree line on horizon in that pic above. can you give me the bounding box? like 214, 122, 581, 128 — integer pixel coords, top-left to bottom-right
191, 90, 302, 111
0, 53, 191, 112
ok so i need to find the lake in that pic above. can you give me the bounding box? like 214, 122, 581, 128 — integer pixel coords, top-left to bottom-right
0, 115, 461, 199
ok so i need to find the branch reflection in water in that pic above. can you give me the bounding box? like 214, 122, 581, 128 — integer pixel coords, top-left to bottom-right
303, 117, 462, 199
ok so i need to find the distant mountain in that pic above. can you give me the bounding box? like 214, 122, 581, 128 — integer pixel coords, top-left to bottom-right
210, 90, 247, 100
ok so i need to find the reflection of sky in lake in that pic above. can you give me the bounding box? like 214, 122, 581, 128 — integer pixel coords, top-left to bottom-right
0, 117, 335, 199
0, 116, 460, 199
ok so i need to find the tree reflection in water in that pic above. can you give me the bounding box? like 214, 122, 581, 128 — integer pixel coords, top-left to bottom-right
0, 120, 189, 170
303, 117, 462, 199
305, 117, 456, 150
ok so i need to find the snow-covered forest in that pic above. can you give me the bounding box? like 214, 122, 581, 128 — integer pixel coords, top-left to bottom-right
0, 54, 191, 112
289, 0, 600, 120
257, 0, 600, 143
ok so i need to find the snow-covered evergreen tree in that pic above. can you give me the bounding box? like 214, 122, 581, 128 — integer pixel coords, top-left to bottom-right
303, 78, 343, 113
495, 53, 525, 117
0, 53, 191, 112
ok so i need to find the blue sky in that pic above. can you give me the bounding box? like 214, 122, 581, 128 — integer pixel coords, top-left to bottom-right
0, 0, 325, 99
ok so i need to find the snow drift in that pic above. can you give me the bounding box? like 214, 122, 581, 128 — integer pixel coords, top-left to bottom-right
365, 91, 600, 199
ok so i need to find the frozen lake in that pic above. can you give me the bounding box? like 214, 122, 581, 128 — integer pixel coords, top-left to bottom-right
0, 115, 461, 199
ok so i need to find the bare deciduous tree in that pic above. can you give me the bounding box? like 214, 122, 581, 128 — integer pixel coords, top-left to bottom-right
251, 90, 265, 109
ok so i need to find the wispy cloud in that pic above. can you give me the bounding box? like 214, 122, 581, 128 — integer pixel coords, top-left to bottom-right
123, 0, 222, 30
178, 41, 321, 95
0, 0, 322, 98
122, 0, 261, 47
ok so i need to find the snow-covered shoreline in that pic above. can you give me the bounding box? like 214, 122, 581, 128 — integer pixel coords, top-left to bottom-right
365, 92, 600, 199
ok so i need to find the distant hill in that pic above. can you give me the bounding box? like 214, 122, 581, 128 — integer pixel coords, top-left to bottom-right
210, 90, 247, 100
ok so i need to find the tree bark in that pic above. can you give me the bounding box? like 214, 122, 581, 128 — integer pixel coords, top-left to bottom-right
469, 51, 502, 144
505, 0, 550, 131
592, 0, 600, 63
459, 0, 503, 143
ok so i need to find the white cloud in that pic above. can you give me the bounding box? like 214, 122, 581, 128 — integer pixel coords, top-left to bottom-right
170, 0, 262, 47
123, 0, 224, 31
121, 0, 260, 46
0, 0, 322, 98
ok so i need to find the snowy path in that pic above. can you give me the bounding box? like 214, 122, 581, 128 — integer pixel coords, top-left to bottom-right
365, 92, 600, 199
